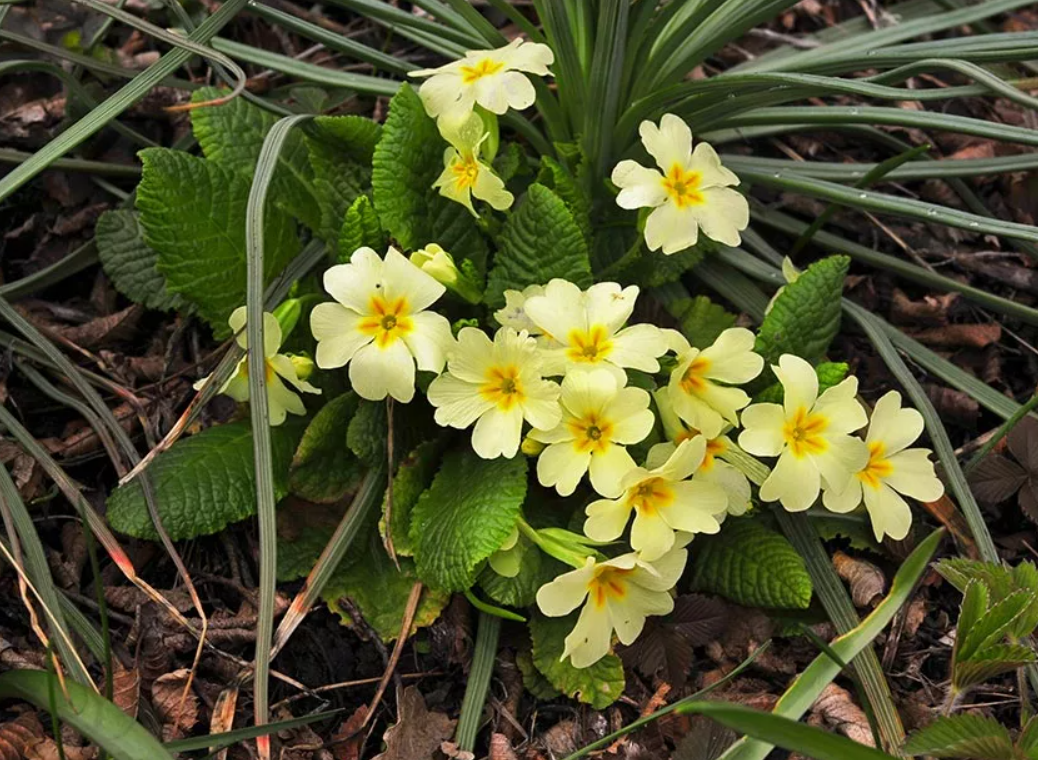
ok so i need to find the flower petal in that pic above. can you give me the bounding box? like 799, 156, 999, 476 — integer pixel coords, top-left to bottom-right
737, 403, 786, 456
644, 201, 698, 255
311, 304, 372, 369
348, 340, 416, 403
639, 113, 692, 172
585, 282, 638, 334
428, 374, 494, 429
822, 477, 864, 514
630, 510, 676, 562
560, 368, 618, 419
584, 497, 631, 542
814, 434, 869, 493
885, 448, 945, 501
610, 324, 667, 372
866, 390, 924, 454
863, 482, 913, 542
589, 444, 636, 498
774, 354, 818, 416
520, 380, 562, 430
760, 450, 820, 511
688, 141, 741, 188
324, 248, 383, 313
612, 161, 667, 209
524, 279, 587, 343
700, 328, 763, 384
537, 442, 591, 496
403, 310, 452, 373
564, 602, 614, 668
536, 561, 594, 617
471, 404, 524, 459
383, 247, 445, 313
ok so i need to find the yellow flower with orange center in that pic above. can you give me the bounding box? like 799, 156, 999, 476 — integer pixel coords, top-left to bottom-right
739, 354, 869, 512
428, 327, 561, 459
823, 391, 943, 541
432, 112, 513, 216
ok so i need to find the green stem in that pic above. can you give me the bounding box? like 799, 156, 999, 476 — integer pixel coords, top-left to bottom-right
455, 612, 500, 752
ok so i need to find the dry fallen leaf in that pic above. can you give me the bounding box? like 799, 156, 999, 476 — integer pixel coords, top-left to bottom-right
833, 551, 886, 608
209, 685, 239, 760
811, 683, 874, 747
488, 733, 519, 760
151, 669, 200, 742
0, 712, 44, 760
331, 705, 368, 760
372, 686, 456, 760
910, 322, 1001, 349
107, 662, 141, 719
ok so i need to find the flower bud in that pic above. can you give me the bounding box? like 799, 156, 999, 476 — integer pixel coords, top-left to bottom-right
288, 354, 316, 381
411, 244, 483, 304
521, 436, 545, 457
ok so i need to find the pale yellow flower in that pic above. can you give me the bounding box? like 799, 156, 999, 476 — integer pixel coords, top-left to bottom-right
823, 391, 944, 541
611, 113, 748, 253
432, 112, 513, 216
529, 369, 654, 498
523, 279, 668, 380
195, 307, 321, 426
535, 548, 686, 668
488, 526, 522, 577
427, 326, 561, 459
310, 246, 452, 403
494, 284, 546, 335
584, 437, 727, 561
410, 37, 553, 123
739, 355, 869, 512
667, 327, 764, 439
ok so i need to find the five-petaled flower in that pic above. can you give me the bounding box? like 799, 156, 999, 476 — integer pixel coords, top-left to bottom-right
495, 284, 546, 335
523, 279, 668, 381
428, 326, 561, 459
310, 246, 452, 403
584, 436, 728, 561
822, 391, 944, 541
410, 37, 554, 124
433, 113, 514, 216
535, 548, 687, 668
739, 354, 869, 512
667, 328, 764, 439
195, 307, 321, 426
529, 369, 655, 498
612, 113, 749, 254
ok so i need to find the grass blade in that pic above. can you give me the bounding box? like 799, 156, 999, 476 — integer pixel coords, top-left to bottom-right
456, 612, 501, 751
725, 152, 1038, 181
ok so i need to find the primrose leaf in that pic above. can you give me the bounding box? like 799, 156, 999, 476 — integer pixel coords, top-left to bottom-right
653, 287, 736, 349
478, 535, 559, 608
903, 714, 1016, 760
410, 450, 527, 592
529, 613, 625, 709
107, 420, 301, 541
755, 254, 849, 365
190, 87, 321, 233
381, 440, 441, 558
135, 148, 300, 336
618, 237, 716, 289
95, 210, 184, 312
371, 83, 487, 272
338, 195, 388, 263
485, 183, 592, 307
289, 392, 364, 503
537, 155, 592, 245
691, 518, 812, 609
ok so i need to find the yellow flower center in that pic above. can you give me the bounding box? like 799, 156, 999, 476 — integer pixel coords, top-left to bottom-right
566, 325, 613, 364
358, 295, 414, 348
700, 437, 727, 472
240, 359, 277, 384
627, 477, 675, 516
587, 566, 632, 609
460, 57, 505, 84
662, 163, 705, 208
783, 407, 829, 458
479, 365, 525, 411
451, 155, 481, 191
679, 355, 711, 395
857, 441, 894, 490
569, 413, 614, 454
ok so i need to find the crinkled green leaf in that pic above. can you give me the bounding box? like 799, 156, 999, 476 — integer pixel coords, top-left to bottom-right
190, 87, 320, 233
653, 288, 736, 350
95, 209, 184, 311
621, 237, 716, 289
530, 613, 625, 709
537, 155, 591, 245
485, 183, 592, 307
306, 116, 380, 250
516, 647, 561, 701
338, 195, 387, 263
381, 440, 441, 558
478, 536, 559, 609
324, 528, 449, 641
371, 84, 487, 271
346, 398, 437, 469
691, 518, 812, 609
494, 142, 526, 183
410, 451, 527, 592
108, 420, 301, 540
135, 148, 300, 335
289, 392, 363, 503
755, 255, 849, 365
903, 714, 1016, 760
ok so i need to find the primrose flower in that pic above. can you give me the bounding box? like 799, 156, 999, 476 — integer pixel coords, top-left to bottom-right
427, 326, 561, 459
523, 279, 668, 380
584, 437, 728, 561
529, 369, 654, 498
311, 246, 452, 403
432, 112, 513, 216
649, 389, 751, 517
535, 548, 687, 668
823, 391, 944, 541
410, 37, 554, 123
611, 113, 749, 254
495, 284, 545, 335
739, 355, 869, 512
196, 307, 321, 426
667, 328, 764, 439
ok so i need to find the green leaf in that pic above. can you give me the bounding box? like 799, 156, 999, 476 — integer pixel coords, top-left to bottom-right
306, 115, 380, 250
953, 580, 990, 663
516, 647, 562, 701
410, 450, 527, 592
135, 148, 300, 335
656, 290, 736, 350
954, 644, 1037, 690
958, 589, 1032, 661
95, 209, 184, 311
691, 518, 812, 609
371, 84, 487, 271
276, 499, 347, 581
903, 715, 1016, 760
381, 440, 441, 558
108, 419, 301, 540
324, 527, 449, 641
537, 155, 592, 245
338, 195, 388, 263
0, 670, 174, 760
755, 255, 849, 365
479, 536, 558, 608
289, 392, 364, 503
620, 237, 716, 289
530, 613, 625, 709
485, 183, 593, 307
190, 87, 321, 233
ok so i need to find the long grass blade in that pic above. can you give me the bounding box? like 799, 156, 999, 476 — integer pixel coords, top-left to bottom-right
456, 612, 501, 750
726, 152, 1038, 181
